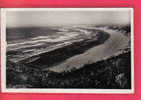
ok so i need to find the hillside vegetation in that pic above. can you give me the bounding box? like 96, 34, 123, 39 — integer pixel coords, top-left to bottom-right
7, 51, 131, 89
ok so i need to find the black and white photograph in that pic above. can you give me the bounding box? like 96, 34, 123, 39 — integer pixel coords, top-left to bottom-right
1, 8, 134, 93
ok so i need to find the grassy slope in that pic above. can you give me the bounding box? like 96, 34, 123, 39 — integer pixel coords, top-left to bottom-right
7, 51, 131, 89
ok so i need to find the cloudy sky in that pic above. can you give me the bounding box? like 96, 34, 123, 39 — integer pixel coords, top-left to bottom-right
6, 9, 131, 27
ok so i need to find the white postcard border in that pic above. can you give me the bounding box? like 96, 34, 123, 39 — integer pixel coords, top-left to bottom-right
1, 8, 134, 93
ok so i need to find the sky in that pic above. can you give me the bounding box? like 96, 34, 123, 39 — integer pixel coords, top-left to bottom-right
6, 9, 131, 28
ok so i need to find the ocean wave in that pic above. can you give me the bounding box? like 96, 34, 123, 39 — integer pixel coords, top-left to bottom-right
8, 32, 79, 49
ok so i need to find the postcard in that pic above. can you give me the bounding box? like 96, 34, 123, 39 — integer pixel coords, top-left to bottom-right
0, 8, 134, 93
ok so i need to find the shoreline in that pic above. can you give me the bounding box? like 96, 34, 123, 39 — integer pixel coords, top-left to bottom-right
18, 29, 110, 69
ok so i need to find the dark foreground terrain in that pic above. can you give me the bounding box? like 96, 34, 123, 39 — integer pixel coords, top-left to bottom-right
7, 51, 131, 89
